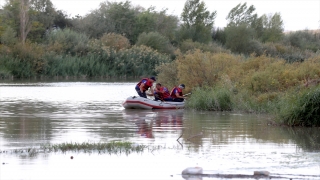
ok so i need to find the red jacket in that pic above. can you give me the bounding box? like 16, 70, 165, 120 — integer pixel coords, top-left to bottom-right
170, 87, 182, 98
156, 87, 171, 99
137, 78, 153, 91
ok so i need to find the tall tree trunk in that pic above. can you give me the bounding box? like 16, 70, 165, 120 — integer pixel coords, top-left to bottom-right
20, 0, 32, 45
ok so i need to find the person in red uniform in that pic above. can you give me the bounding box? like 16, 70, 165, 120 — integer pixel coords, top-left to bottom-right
170, 84, 186, 102
135, 77, 156, 98
153, 83, 172, 101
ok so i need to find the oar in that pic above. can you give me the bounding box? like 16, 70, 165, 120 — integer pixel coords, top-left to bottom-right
183, 92, 192, 97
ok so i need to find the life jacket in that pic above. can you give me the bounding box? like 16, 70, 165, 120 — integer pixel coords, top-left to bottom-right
136, 78, 153, 91
161, 87, 171, 98
156, 87, 171, 99
170, 87, 182, 98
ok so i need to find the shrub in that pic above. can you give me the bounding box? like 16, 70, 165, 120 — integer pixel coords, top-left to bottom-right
176, 50, 240, 91
136, 31, 174, 57
179, 39, 230, 54
46, 28, 89, 56
224, 25, 256, 54
115, 45, 171, 77
0, 27, 17, 46
0, 42, 46, 78
155, 61, 178, 89
100, 33, 131, 51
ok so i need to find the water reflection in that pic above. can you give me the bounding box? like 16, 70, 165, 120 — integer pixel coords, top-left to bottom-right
154, 110, 183, 129
281, 127, 320, 152
122, 109, 184, 140
136, 119, 154, 138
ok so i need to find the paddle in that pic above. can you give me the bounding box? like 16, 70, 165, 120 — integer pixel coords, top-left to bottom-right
183, 92, 192, 97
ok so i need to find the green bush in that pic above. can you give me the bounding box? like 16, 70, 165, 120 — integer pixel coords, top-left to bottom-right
136, 32, 174, 57
46, 28, 89, 56
114, 45, 171, 77
276, 86, 320, 126
99, 33, 131, 51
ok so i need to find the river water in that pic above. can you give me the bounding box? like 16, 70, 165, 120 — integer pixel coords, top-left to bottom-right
0, 80, 319, 180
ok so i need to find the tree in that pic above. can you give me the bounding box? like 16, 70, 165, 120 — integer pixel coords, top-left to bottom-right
71, 12, 109, 39
99, 1, 138, 43
2, 0, 64, 43
72, 1, 139, 42
225, 24, 256, 54
29, 0, 56, 28
226, 2, 257, 27
2, 0, 21, 41
225, 3, 259, 54
19, 0, 32, 44
53, 10, 72, 29
212, 27, 226, 44
259, 13, 284, 42
179, 0, 216, 44
134, 8, 179, 43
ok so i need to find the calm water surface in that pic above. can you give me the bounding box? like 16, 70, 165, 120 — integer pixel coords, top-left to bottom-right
0, 80, 320, 180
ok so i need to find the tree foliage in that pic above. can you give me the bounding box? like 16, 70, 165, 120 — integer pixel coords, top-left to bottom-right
225, 24, 256, 54
1, 26, 17, 45
284, 30, 320, 52
179, 0, 216, 44
134, 8, 178, 43
46, 28, 89, 55
226, 2, 257, 27
258, 13, 284, 42
98, 1, 138, 42
2, 0, 70, 43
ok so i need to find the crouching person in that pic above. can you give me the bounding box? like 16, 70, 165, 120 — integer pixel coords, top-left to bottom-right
154, 83, 173, 101
170, 84, 186, 102
135, 77, 156, 98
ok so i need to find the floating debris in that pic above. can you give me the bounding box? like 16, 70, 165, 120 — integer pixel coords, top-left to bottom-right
253, 171, 270, 176
182, 167, 203, 175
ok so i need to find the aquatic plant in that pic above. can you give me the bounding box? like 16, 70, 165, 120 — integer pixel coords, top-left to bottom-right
42, 141, 147, 155
0, 141, 148, 157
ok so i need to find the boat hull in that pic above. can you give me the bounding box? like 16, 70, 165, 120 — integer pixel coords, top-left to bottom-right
122, 96, 185, 109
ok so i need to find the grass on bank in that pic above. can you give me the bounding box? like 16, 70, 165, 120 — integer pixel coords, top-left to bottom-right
185, 84, 320, 127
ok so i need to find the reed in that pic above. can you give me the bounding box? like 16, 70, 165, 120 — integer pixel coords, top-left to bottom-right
186, 87, 232, 111
276, 86, 320, 126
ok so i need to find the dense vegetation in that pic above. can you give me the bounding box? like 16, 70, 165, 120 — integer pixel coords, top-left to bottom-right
1, 0, 320, 126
